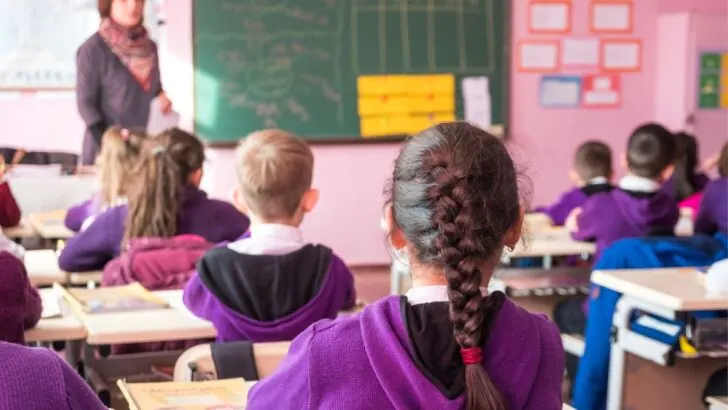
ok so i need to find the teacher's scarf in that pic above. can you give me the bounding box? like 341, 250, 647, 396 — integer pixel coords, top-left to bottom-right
98, 18, 157, 91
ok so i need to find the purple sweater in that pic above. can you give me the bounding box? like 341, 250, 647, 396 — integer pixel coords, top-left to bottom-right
64, 197, 98, 233
573, 188, 679, 260
0, 252, 42, 345
58, 186, 249, 272
695, 177, 728, 235
184, 245, 356, 343
0, 342, 106, 409
536, 183, 613, 226
248, 296, 563, 409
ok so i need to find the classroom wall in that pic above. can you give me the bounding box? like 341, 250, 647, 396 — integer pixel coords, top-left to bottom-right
0, 0, 725, 265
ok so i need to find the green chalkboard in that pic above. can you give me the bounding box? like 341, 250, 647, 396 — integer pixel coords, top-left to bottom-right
193, 0, 510, 144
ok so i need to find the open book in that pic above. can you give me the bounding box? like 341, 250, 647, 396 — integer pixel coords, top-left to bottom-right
117, 378, 252, 410
61, 283, 169, 314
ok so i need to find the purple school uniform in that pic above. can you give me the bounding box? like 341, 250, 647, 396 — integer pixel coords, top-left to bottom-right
58, 186, 249, 272
183, 244, 356, 342
0, 342, 106, 409
248, 294, 563, 409
695, 177, 728, 235
536, 183, 613, 226
660, 172, 711, 200
64, 197, 99, 232
572, 188, 679, 260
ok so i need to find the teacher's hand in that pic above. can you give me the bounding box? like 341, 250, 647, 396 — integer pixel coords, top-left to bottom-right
158, 91, 173, 114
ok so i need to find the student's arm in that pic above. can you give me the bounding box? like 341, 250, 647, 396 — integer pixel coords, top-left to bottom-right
58, 209, 118, 272
570, 199, 600, 242
22, 276, 41, 330
331, 254, 357, 310
52, 351, 107, 409
694, 184, 717, 235
523, 318, 565, 409
64, 199, 94, 233
536, 189, 580, 226
0, 252, 41, 329
0, 181, 21, 227
182, 268, 220, 321
247, 325, 314, 409
76, 43, 106, 145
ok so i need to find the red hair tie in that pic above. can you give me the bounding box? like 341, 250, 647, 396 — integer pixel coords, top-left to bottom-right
460, 347, 483, 365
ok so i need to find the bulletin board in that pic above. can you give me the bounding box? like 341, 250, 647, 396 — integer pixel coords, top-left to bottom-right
192, 0, 511, 145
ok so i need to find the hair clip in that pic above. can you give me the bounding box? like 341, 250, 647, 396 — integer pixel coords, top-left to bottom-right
151, 145, 165, 156
120, 128, 130, 141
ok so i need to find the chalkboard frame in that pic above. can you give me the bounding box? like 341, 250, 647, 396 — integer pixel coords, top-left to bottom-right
192, 1, 512, 148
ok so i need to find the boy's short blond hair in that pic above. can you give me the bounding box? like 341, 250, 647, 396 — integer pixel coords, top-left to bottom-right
236, 129, 314, 220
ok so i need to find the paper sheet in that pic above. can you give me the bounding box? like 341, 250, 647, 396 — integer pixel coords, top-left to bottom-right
530, 2, 569, 32
519, 43, 559, 71
539, 76, 582, 108
41, 291, 62, 319
592, 3, 631, 32
562, 38, 599, 67
462, 76, 492, 130
147, 96, 180, 135
603, 42, 640, 70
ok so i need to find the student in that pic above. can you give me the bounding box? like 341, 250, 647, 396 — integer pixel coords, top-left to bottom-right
0, 252, 41, 345
536, 140, 613, 225
0, 156, 21, 228
65, 127, 145, 232
695, 143, 728, 235
661, 131, 710, 202
568, 123, 680, 259
247, 123, 563, 410
0, 342, 106, 409
184, 129, 356, 343
58, 128, 250, 272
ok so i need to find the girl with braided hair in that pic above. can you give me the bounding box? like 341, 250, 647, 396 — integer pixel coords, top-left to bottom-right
248, 122, 564, 410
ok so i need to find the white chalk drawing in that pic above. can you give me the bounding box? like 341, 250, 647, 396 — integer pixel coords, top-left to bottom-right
196, 0, 496, 132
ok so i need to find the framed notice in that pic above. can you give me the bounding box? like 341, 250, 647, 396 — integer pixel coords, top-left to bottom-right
601, 39, 641, 72
582, 73, 621, 108
518, 41, 560, 72
540, 75, 582, 108
590, 1, 633, 33
529, 1, 571, 34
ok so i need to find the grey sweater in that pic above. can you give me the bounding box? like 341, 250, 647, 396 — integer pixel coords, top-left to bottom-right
75, 32, 163, 165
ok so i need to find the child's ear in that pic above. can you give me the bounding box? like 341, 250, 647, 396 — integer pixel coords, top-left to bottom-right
301, 188, 319, 213
568, 169, 584, 187
232, 188, 249, 215
384, 204, 407, 250
620, 153, 628, 171
188, 168, 203, 187
661, 164, 675, 182
504, 207, 525, 249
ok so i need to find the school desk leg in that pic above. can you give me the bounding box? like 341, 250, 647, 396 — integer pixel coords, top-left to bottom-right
607, 297, 633, 410
66, 340, 81, 376
543, 255, 553, 269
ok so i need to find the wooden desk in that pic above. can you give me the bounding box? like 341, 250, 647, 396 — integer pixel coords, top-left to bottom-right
592, 268, 728, 311
25, 249, 67, 286
2, 219, 38, 239
510, 228, 596, 258
79, 290, 215, 345
25, 289, 86, 343
592, 267, 728, 410
28, 210, 73, 239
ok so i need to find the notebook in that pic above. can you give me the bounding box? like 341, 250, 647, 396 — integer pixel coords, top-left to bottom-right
63, 283, 169, 314
117, 378, 252, 410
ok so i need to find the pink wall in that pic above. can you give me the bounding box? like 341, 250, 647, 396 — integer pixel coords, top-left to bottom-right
0, 0, 725, 265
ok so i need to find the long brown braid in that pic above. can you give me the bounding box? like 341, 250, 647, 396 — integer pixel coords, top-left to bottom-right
123, 128, 204, 245
390, 122, 521, 410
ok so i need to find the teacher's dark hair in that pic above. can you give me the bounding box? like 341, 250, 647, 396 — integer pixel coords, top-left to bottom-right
124, 128, 204, 244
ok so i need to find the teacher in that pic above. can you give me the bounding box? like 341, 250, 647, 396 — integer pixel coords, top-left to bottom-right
76, 0, 171, 165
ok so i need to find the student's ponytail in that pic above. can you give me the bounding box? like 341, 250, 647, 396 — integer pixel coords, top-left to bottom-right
672, 132, 700, 201
124, 128, 204, 245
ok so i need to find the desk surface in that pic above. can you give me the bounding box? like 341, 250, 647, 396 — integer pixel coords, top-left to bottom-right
27, 210, 74, 239
79, 290, 215, 345
510, 228, 596, 258
25, 249, 67, 286
494, 267, 592, 292
25, 289, 86, 342
592, 268, 728, 311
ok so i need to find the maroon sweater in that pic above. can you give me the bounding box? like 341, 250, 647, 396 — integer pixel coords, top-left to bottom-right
0, 182, 21, 227
0, 252, 42, 344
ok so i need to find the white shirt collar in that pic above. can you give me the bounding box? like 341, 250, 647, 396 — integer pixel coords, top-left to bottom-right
405, 285, 488, 305
618, 174, 661, 193
586, 176, 608, 185
228, 224, 304, 255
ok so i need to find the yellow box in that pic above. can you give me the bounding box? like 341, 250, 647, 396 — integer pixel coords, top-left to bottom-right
723, 54, 728, 72
357, 75, 388, 96
385, 75, 413, 95
429, 74, 456, 94
360, 117, 389, 137
721, 92, 728, 109
408, 94, 456, 113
